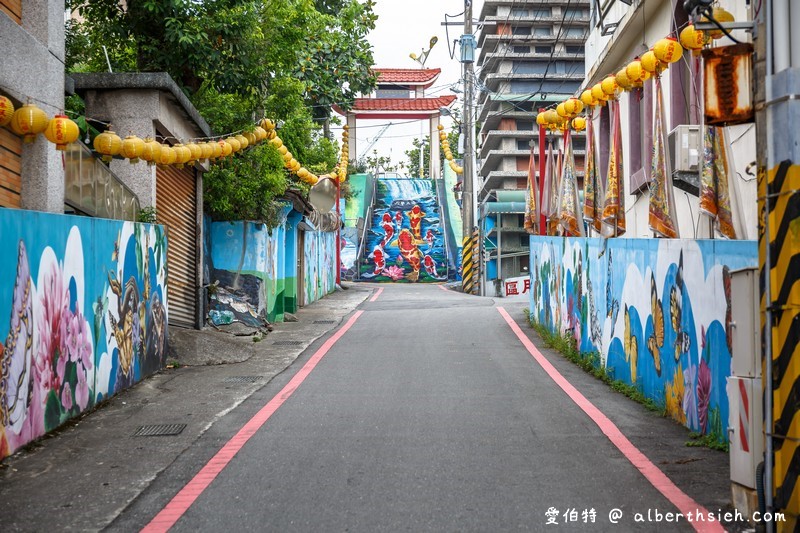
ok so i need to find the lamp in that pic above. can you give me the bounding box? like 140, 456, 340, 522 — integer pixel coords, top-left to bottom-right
409, 36, 439, 67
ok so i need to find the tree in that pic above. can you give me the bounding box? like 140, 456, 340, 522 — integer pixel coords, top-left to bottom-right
66, 0, 377, 225
405, 136, 431, 179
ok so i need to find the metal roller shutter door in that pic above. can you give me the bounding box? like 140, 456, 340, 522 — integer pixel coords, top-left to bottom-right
156, 165, 197, 327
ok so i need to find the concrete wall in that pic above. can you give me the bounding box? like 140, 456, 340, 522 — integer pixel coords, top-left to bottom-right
208, 211, 300, 324
1, 1, 66, 212
303, 226, 336, 305
529, 236, 757, 441
0, 209, 168, 459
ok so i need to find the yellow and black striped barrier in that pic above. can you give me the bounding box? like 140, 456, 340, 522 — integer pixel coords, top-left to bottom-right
761, 160, 800, 531
461, 232, 475, 294
461, 226, 481, 295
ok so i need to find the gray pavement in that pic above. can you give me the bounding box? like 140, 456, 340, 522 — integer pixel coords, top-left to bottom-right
0, 283, 742, 532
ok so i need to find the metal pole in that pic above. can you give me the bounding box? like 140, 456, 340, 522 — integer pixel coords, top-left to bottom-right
461, 0, 477, 294
763, 0, 774, 527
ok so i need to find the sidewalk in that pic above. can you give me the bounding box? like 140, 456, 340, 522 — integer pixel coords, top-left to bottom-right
0, 284, 372, 532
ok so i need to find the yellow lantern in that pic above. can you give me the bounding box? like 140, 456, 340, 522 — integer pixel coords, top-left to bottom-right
680, 24, 706, 52
121, 135, 146, 163
277, 145, 288, 156
173, 143, 191, 168
601, 75, 618, 97
43, 115, 79, 151
260, 118, 275, 131
226, 137, 241, 153
140, 138, 162, 165
572, 117, 587, 132
235, 134, 249, 150
543, 109, 559, 125
184, 142, 201, 163
591, 83, 608, 103
11, 103, 49, 143
567, 97, 584, 116
536, 112, 548, 126
653, 37, 684, 64
267, 130, 276, 140
437, 124, 444, 131
93, 128, 122, 162
704, 7, 734, 40
343, 124, 349, 131
580, 89, 597, 108
615, 67, 633, 91
626, 58, 648, 86
219, 140, 233, 158
253, 126, 267, 142
556, 102, 569, 118
199, 141, 214, 160
0, 95, 14, 127
243, 131, 257, 146
641, 50, 661, 74
269, 137, 283, 149
156, 145, 176, 166
297, 168, 309, 179
209, 140, 222, 159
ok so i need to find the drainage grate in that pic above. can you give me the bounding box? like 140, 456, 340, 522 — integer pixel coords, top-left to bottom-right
222, 375, 263, 384
272, 340, 303, 346
133, 424, 187, 437
313, 320, 336, 324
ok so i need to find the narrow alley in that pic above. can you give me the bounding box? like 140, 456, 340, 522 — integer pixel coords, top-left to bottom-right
1, 284, 738, 532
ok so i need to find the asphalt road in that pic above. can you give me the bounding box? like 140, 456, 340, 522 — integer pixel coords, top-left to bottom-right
109, 284, 729, 532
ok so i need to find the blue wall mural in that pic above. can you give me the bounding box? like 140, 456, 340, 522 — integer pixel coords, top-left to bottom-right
0, 210, 168, 459
303, 227, 336, 305
529, 237, 757, 441
360, 178, 448, 282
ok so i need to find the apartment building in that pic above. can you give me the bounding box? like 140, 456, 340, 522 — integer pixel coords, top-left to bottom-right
476, 0, 590, 292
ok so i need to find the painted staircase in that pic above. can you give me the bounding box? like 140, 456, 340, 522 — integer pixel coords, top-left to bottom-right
357, 178, 449, 282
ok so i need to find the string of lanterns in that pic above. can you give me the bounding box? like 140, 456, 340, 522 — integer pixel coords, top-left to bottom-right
536, 7, 732, 130
0, 95, 349, 186
437, 124, 463, 175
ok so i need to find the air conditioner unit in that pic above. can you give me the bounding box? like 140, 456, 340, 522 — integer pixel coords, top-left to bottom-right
667, 125, 701, 195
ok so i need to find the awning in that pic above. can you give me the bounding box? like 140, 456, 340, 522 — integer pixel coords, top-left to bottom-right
482, 201, 526, 215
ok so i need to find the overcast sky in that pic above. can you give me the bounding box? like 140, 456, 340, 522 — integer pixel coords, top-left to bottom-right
335, 1, 482, 173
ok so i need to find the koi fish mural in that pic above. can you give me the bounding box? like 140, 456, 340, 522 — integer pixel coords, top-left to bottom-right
360, 179, 448, 282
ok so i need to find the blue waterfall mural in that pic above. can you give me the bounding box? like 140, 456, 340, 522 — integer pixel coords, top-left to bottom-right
360, 178, 448, 282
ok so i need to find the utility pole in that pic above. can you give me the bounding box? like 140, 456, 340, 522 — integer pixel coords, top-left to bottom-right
461, 0, 478, 294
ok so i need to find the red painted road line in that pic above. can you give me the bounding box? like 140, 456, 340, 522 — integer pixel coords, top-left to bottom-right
141, 310, 366, 533
438, 284, 448, 291
369, 287, 384, 302
496, 307, 725, 533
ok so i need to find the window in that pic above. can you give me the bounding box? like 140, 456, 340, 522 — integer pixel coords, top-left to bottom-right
564, 27, 586, 38
517, 140, 532, 151
533, 26, 551, 36
510, 8, 529, 17
513, 45, 530, 54
535, 45, 552, 54
565, 45, 584, 55
572, 137, 586, 151
532, 8, 552, 17
512, 26, 531, 35
513, 61, 549, 74
517, 120, 534, 131
553, 61, 585, 75
564, 8, 588, 19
